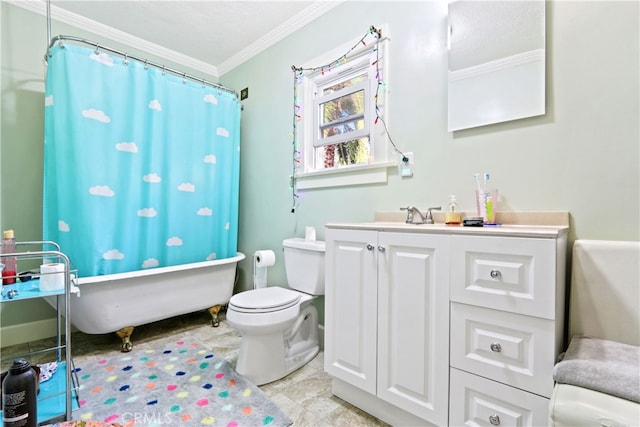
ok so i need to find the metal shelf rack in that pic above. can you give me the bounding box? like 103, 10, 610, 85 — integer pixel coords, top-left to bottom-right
1, 241, 79, 424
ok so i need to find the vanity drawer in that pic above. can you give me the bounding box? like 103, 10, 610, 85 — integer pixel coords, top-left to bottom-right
450, 235, 557, 319
450, 302, 555, 397
449, 367, 549, 427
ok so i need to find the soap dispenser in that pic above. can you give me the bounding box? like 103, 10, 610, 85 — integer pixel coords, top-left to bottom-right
445, 195, 461, 225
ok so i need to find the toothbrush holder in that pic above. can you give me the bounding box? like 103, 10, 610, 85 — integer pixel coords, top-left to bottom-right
475, 189, 499, 224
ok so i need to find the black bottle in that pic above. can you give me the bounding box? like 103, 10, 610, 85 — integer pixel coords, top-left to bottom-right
2, 359, 37, 427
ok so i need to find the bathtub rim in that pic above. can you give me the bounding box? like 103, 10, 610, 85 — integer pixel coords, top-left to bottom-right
77, 252, 246, 285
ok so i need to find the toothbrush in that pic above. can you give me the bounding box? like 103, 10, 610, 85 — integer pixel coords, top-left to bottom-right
483, 172, 494, 223
474, 173, 483, 195
474, 173, 486, 219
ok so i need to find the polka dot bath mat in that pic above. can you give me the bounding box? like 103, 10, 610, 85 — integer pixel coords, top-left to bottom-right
73, 338, 292, 426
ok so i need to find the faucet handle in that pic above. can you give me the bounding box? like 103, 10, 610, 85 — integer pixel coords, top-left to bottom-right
400, 206, 414, 223
425, 206, 442, 224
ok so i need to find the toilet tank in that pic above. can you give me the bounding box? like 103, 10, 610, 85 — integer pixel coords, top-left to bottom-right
282, 238, 325, 295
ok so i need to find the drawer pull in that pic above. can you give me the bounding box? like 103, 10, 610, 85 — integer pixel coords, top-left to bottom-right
489, 414, 501, 425
366, 244, 374, 251
378, 246, 386, 253
490, 269, 502, 279
490, 342, 502, 352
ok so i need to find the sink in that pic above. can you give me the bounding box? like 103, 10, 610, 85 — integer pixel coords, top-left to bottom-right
367, 221, 446, 228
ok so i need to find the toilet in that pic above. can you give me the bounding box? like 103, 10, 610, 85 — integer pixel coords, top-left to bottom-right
226, 238, 325, 385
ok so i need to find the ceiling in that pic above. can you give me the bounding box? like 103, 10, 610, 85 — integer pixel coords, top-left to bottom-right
17, 0, 342, 77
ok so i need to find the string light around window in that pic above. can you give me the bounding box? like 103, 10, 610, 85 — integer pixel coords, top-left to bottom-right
289, 25, 407, 213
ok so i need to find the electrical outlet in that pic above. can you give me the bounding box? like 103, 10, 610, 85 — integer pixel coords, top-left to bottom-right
403, 152, 414, 165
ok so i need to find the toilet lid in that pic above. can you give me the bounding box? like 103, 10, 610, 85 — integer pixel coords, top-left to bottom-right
229, 287, 301, 313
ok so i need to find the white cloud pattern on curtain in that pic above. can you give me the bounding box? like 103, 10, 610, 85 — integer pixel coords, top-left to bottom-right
43, 44, 241, 277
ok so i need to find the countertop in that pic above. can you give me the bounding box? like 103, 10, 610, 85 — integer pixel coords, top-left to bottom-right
326, 211, 569, 239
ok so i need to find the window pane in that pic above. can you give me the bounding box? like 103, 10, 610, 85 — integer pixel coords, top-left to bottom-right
315, 137, 370, 169
322, 74, 367, 95
320, 90, 365, 139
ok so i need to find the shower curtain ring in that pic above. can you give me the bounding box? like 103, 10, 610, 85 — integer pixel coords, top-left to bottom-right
144, 59, 148, 69
123, 53, 129, 66
183, 73, 187, 84
161, 65, 166, 75
95, 44, 100, 54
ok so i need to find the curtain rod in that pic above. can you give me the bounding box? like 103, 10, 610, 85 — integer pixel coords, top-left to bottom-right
46, 35, 239, 99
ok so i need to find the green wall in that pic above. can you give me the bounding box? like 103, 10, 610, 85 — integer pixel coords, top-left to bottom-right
220, 1, 639, 300
2, 3, 52, 329
1, 1, 639, 341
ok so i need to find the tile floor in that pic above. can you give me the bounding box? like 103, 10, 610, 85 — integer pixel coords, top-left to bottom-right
1, 310, 389, 427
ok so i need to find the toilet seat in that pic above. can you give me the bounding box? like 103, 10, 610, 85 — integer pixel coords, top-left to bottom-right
229, 287, 301, 313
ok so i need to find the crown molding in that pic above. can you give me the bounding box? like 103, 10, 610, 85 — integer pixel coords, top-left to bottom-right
8, 0, 344, 79
217, 1, 344, 76
5, 0, 220, 77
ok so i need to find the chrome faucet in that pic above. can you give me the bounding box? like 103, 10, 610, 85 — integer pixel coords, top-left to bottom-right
401, 206, 425, 224
425, 206, 442, 224
401, 206, 442, 224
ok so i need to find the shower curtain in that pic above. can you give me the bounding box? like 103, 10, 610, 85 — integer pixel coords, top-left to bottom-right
43, 44, 241, 277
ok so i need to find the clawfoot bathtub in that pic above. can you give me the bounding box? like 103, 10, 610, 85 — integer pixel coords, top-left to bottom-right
49, 253, 245, 351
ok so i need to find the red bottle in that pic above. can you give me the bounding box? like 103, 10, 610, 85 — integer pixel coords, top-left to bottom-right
2, 229, 17, 285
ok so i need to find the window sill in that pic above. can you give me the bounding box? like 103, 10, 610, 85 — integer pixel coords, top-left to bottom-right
295, 161, 397, 190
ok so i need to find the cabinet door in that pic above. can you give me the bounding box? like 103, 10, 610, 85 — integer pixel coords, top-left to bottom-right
377, 232, 450, 425
325, 228, 378, 394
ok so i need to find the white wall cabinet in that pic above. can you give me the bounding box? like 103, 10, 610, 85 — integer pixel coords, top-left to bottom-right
325, 223, 567, 427
325, 228, 450, 426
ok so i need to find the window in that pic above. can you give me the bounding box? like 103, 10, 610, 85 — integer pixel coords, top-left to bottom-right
314, 71, 369, 168
294, 34, 392, 189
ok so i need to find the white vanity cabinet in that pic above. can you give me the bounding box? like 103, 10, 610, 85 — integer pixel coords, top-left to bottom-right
325, 227, 450, 426
448, 234, 567, 427
325, 220, 568, 427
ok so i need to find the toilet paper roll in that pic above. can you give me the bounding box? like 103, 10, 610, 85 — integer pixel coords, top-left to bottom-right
305, 226, 316, 241
253, 250, 275, 289
39, 263, 66, 292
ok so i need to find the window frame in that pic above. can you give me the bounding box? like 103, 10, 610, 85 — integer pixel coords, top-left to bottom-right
294, 33, 393, 190
313, 71, 370, 148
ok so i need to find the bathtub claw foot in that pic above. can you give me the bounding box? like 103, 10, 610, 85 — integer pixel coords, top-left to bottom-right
116, 326, 135, 352
208, 305, 223, 327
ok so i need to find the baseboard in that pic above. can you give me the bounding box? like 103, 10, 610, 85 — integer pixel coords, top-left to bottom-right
0, 318, 59, 347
